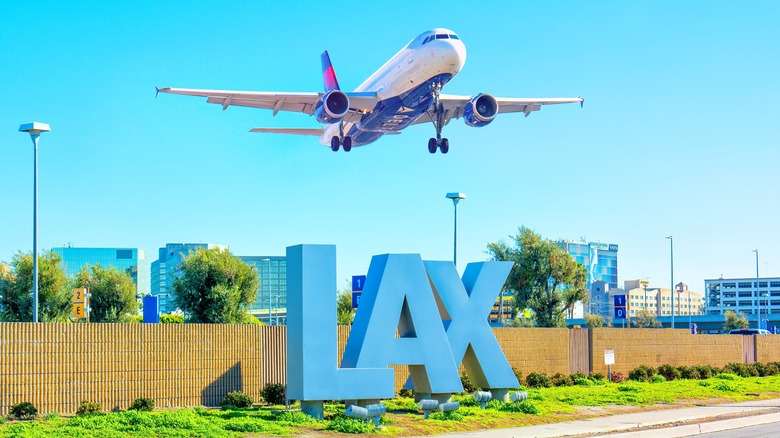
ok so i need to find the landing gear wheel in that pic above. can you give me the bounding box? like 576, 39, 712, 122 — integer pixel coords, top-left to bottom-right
343, 136, 352, 152
440, 138, 449, 154
331, 136, 340, 152
428, 138, 437, 153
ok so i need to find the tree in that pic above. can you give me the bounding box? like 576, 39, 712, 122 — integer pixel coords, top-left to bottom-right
72, 265, 138, 322
0, 251, 70, 322
336, 279, 355, 325
486, 227, 587, 327
584, 313, 604, 328
632, 308, 662, 328
172, 247, 260, 324
563, 287, 589, 319
723, 310, 749, 332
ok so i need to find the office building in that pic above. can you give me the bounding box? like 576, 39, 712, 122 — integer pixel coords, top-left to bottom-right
51, 246, 149, 295
150, 243, 227, 313
611, 280, 703, 319
704, 277, 780, 320
558, 240, 619, 290
239, 256, 287, 325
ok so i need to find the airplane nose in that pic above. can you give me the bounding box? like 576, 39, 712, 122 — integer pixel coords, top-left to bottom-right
444, 40, 466, 74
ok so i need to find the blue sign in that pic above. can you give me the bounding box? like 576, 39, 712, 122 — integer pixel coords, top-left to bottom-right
613, 295, 627, 319
286, 245, 518, 418
352, 275, 366, 291
690, 323, 697, 334
142, 295, 160, 323
352, 291, 362, 308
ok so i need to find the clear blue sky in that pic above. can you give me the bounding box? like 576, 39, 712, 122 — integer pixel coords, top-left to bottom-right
2, 1, 779, 293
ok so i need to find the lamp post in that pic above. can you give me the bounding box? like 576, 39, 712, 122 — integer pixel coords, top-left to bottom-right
753, 249, 760, 329
666, 236, 674, 328
445, 192, 467, 267
19, 122, 51, 323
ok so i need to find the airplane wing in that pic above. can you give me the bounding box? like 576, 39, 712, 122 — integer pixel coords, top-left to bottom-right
412, 94, 583, 125
250, 128, 324, 136
156, 87, 378, 115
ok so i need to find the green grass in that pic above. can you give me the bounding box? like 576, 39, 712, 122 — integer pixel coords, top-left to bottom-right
2, 375, 780, 437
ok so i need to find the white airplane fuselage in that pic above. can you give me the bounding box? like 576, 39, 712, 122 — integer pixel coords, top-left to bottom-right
321, 28, 466, 146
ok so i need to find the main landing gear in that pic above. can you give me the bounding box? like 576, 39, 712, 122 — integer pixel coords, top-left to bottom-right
330, 121, 352, 152
330, 135, 352, 152
427, 83, 449, 154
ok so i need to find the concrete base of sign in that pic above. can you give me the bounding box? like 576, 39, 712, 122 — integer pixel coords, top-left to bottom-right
490, 388, 511, 402
344, 398, 381, 407
301, 401, 324, 419
414, 393, 452, 404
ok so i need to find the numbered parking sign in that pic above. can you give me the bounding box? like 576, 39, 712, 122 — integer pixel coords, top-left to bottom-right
352, 275, 366, 292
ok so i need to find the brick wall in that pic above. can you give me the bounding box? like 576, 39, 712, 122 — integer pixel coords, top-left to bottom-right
3, 323, 780, 415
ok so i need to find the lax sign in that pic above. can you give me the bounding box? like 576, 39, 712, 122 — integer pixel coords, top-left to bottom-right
286, 245, 519, 411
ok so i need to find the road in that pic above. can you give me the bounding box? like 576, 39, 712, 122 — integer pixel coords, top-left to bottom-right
693, 421, 780, 437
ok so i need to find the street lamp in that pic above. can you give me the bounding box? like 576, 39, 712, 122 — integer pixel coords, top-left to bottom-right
752, 249, 760, 329
445, 192, 467, 267
666, 236, 674, 328
19, 122, 51, 323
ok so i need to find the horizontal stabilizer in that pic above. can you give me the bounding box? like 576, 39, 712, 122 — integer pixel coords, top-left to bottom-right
250, 127, 324, 136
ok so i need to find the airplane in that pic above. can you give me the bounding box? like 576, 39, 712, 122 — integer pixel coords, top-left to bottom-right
157, 28, 583, 154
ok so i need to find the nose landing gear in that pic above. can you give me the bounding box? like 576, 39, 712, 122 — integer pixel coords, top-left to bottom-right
427, 83, 449, 154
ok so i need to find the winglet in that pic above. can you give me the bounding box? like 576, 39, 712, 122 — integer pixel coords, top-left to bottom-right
580, 97, 584, 108
155, 86, 160, 98
321, 51, 341, 92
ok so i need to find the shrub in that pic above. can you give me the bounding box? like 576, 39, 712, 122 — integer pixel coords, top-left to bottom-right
695, 364, 718, 379
500, 400, 539, 414
765, 362, 780, 376
714, 381, 737, 392
512, 367, 523, 387
429, 411, 465, 421
326, 416, 378, 433
220, 391, 254, 408
261, 383, 285, 406
657, 364, 681, 381
678, 366, 701, 380
398, 388, 413, 398
589, 372, 606, 382
610, 371, 626, 383
76, 400, 102, 416
723, 363, 758, 378
715, 373, 739, 380
9, 402, 38, 420
551, 372, 574, 387
129, 397, 154, 412
570, 371, 587, 381
41, 411, 59, 421
628, 365, 656, 382
525, 372, 552, 388
650, 374, 667, 383
460, 372, 476, 393
161, 313, 184, 324
273, 410, 318, 424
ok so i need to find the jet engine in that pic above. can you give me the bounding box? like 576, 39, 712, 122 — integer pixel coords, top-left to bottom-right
463, 94, 498, 127
314, 90, 350, 124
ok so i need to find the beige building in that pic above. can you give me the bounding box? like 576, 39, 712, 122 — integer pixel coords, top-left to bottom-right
611, 280, 703, 318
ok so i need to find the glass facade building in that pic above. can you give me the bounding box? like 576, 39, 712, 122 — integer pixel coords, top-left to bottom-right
239, 256, 287, 325
51, 247, 149, 295
558, 241, 619, 290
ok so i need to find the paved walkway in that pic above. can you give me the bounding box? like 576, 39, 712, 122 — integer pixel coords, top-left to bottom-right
419, 398, 780, 438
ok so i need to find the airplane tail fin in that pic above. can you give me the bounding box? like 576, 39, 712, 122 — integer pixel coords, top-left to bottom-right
321, 51, 341, 92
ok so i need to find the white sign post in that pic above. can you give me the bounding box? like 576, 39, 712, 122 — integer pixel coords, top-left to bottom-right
604, 349, 615, 381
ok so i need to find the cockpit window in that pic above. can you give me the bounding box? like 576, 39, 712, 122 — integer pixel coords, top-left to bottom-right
449, 34, 459, 40
422, 35, 433, 44
435, 34, 449, 39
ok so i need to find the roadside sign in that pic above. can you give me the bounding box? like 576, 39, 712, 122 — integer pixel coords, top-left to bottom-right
73, 303, 85, 319
73, 288, 87, 303
352, 275, 366, 292
604, 349, 615, 365
613, 295, 627, 318
352, 291, 362, 309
